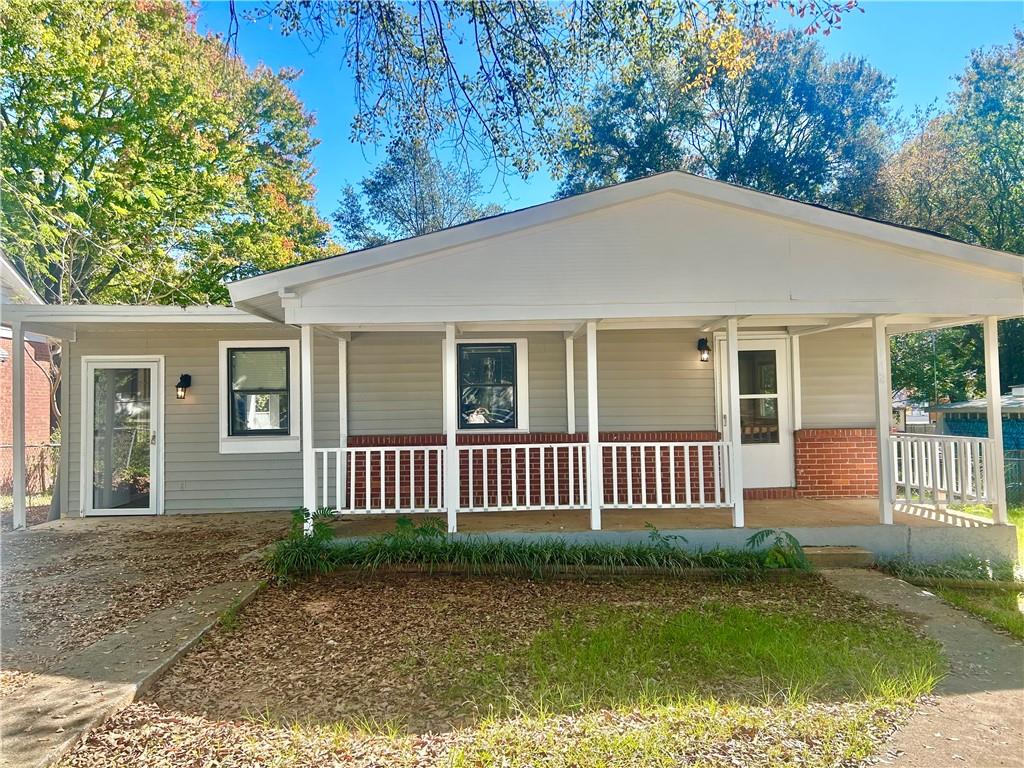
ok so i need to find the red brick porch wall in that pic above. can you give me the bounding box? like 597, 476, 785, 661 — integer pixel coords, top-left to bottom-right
344, 431, 723, 508
339, 428, 878, 506
0, 337, 53, 446
793, 428, 878, 498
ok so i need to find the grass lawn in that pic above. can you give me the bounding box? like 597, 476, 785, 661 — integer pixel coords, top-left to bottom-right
60, 574, 944, 768
927, 503, 1024, 638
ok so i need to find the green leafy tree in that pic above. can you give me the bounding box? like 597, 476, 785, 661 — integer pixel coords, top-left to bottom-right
1, 0, 336, 305
555, 30, 894, 214
884, 32, 1024, 400
250, 1, 857, 175
333, 140, 502, 249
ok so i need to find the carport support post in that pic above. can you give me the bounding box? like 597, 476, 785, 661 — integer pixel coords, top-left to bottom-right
444, 323, 459, 533
725, 317, 744, 527
983, 316, 1008, 525
300, 324, 316, 533
873, 316, 895, 524
12, 321, 26, 530
586, 321, 602, 530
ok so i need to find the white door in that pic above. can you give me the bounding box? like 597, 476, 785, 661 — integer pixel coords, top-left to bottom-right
83, 358, 162, 515
717, 338, 794, 489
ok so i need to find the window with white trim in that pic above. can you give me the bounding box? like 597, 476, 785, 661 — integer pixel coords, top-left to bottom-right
456, 340, 529, 430
219, 340, 300, 453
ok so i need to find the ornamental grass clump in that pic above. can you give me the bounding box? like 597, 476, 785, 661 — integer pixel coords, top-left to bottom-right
267, 513, 814, 583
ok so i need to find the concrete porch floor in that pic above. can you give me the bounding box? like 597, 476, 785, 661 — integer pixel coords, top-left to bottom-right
330, 498, 994, 537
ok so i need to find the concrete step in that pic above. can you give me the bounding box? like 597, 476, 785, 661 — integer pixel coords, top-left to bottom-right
802, 546, 874, 569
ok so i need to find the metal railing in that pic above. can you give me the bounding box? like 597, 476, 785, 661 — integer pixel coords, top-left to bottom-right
890, 433, 994, 507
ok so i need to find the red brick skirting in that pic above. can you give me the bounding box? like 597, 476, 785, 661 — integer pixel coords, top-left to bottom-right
341, 429, 877, 504
794, 428, 878, 498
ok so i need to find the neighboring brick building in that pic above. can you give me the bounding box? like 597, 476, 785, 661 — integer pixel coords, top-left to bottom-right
1, 332, 54, 447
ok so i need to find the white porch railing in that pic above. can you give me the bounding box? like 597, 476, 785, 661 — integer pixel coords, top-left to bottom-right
315, 440, 735, 515
459, 443, 589, 512
315, 446, 445, 514
602, 441, 733, 509
890, 433, 994, 506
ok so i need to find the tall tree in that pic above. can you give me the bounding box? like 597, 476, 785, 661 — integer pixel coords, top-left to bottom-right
1, 0, 336, 305
247, 1, 857, 175
554, 30, 894, 214
333, 140, 502, 249
884, 32, 1024, 400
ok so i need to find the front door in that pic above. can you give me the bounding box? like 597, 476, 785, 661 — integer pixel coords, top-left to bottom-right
717, 338, 794, 489
84, 358, 162, 515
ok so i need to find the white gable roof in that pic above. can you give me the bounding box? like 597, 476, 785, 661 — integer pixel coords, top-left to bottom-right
228, 172, 1023, 325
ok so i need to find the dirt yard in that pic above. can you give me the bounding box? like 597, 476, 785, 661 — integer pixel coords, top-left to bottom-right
57, 572, 947, 767
0, 511, 290, 696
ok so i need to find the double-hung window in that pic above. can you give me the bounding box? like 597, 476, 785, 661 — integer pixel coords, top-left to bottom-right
457, 340, 528, 430
219, 340, 300, 453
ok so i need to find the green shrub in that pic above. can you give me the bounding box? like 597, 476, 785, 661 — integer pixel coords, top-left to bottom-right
266, 517, 814, 583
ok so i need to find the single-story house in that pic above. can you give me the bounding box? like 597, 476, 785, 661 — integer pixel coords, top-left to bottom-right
932, 384, 1024, 450
5, 173, 1023, 558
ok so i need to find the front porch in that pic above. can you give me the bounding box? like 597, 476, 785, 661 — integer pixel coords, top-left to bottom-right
329, 498, 992, 536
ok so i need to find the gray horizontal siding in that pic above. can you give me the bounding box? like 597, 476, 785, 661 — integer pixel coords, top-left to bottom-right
67, 323, 310, 515
575, 329, 716, 432
799, 328, 875, 428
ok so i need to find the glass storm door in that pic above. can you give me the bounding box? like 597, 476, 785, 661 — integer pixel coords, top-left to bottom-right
85, 360, 161, 515
717, 338, 794, 489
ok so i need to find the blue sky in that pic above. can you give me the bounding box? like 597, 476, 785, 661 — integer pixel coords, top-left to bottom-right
195, 1, 1023, 226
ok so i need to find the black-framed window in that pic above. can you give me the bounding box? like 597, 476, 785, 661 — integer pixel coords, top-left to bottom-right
228, 347, 290, 436
458, 343, 517, 429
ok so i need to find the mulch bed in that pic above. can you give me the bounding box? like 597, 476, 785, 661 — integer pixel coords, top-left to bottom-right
142, 572, 904, 733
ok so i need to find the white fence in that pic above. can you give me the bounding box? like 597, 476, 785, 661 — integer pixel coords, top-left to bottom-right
890, 433, 994, 506
315, 446, 445, 514
459, 443, 589, 512
315, 439, 736, 515
602, 441, 733, 509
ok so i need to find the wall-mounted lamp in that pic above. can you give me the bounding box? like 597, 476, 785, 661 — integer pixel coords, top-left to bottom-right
697, 338, 710, 363
175, 373, 192, 400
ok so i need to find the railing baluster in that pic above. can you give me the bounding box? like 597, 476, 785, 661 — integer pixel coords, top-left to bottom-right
669, 446, 677, 506
697, 445, 705, 506
684, 446, 692, 506
712, 442, 721, 505
655, 446, 663, 507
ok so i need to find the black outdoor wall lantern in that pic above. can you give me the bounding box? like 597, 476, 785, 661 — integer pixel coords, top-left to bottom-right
697, 338, 710, 363
175, 373, 192, 400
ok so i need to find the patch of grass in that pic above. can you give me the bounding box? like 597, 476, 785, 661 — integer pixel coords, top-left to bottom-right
935, 586, 1024, 639
218, 593, 249, 631
266, 514, 813, 582
879, 553, 1018, 582
440, 603, 944, 722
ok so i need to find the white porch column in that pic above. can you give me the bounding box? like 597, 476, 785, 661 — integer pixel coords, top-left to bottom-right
300, 324, 316, 531
565, 334, 576, 434
984, 316, 1008, 525
585, 321, 602, 530
725, 317, 745, 527
444, 323, 459, 532
338, 337, 348, 509
872, 316, 894, 524
11, 322, 26, 530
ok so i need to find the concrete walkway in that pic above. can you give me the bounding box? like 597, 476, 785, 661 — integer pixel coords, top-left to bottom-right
0, 580, 260, 768
823, 569, 1024, 767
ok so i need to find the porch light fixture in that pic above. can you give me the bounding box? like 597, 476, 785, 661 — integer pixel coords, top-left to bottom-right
175, 373, 192, 400
697, 338, 710, 363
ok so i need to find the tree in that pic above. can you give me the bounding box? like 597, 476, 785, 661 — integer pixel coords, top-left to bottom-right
554, 30, 894, 214
333, 140, 502, 249
1, 0, 336, 305
883, 32, 1024, 400
247, 1, 858, 175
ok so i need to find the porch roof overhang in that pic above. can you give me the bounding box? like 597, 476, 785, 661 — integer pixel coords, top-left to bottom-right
0, 304, 269, 339
226, 171, 1024, 328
